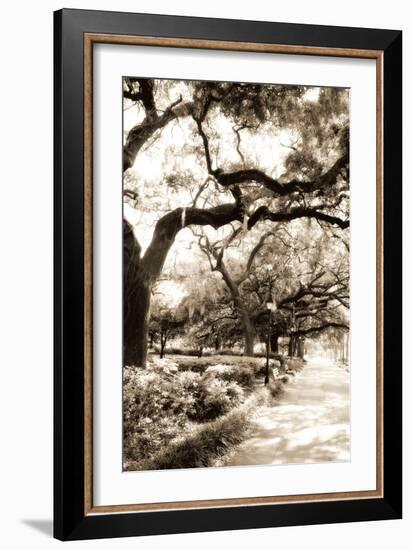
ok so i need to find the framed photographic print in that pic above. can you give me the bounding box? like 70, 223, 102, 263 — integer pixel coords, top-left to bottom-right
54, 8, 402, 541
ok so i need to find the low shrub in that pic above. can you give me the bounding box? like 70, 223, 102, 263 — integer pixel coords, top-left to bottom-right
204, 363, 256, 391
161, 347, 213, 357
215, 348, 244, 357
285, 357, 304, 371
176, 359, 211, 373
254, 351, 282, 359
189, 376, 244, 421
267, 380, 284, 400
141, 407, 251, 470
123, 357, 251, 467
274, 354, 287, 370
123, 362, 201, 465
123, 353, 301, 471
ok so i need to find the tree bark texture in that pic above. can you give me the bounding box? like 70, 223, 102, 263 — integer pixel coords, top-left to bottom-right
215, 258, 255, 356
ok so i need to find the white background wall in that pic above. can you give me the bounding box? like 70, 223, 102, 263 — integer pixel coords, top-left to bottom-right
0, 1, 408, 548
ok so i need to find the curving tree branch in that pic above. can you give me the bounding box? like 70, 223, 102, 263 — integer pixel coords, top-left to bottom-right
123, 79, 192, 171
247, 205, 349, 230
140, 203, 243, 283
294, 322, 349, 336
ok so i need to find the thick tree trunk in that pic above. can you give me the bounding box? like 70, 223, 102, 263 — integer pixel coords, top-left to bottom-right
123, 220, 151, 366
288, 335, 296, 357
297, 337, 305, 359
124, 277, 151, 366
271, 333, 279, 354
216, 259, 255, 356
123, 205, 242, 367
122, 84, 242, 367
243, 318, 255, 356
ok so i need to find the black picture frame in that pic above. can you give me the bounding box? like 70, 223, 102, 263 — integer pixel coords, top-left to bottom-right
54, 8, 402, 541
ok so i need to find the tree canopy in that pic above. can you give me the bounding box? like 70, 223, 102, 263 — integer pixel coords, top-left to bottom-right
123, 78, 349, 366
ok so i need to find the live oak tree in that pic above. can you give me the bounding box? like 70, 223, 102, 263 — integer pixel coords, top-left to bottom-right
192, 221, 349, 357
123, 78, 349, 366
148, 308, 187, 359
192, 226, 283, 355
258, 227, 349, 358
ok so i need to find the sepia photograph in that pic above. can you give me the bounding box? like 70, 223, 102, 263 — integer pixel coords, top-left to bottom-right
122, 77, 350, 472
51, 8, 402, 541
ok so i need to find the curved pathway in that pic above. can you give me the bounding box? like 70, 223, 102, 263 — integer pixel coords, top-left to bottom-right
225, 360, 350, 466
